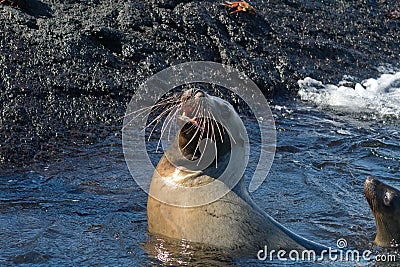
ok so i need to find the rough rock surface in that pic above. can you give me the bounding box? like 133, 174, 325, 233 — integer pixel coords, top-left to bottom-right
0, 0, 399, 167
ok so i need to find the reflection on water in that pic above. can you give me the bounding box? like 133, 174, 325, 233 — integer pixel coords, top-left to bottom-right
1, 99, 400, 265
144, 234, 237, 266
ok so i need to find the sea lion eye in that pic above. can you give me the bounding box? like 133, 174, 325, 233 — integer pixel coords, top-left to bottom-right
384, 191, 393, 206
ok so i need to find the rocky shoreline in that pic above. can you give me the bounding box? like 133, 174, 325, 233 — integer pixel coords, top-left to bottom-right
0, 0, 399, 167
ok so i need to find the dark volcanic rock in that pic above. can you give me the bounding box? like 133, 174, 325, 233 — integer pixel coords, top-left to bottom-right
0, 0, 399, 167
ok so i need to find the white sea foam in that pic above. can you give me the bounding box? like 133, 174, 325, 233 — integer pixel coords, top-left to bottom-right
298, 71, 400, 120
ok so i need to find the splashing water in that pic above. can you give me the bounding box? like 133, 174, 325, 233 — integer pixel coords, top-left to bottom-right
298, 71, 400, 120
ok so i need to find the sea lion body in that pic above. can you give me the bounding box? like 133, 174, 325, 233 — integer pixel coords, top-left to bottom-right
148, 158, 314, 254
364, 176, 400, 247
147, 89, 326, 255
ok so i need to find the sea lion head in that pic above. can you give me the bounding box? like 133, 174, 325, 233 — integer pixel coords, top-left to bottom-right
364, 176, 400, 247
175, 89, 245, 166
149, 88, 248, 207
177, 89, 236, 160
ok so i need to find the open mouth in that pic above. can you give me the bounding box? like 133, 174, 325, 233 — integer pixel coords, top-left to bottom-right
178, 105, 206, 133
180, 105, 198, 124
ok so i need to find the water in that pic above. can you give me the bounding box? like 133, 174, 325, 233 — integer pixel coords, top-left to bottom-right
1, 72, 400, 266
298, 68, 400, 120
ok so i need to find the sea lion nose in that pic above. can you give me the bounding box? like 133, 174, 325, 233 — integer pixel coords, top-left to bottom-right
181, 89, 206, 101
365, 176, 376, 185
181, 89, 193, 101
194, 89, 206, 98
364, 176, 379, 199
364, 176, 377, 191
365, 176, 380, 187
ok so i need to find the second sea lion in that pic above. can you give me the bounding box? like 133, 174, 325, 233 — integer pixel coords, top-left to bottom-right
364, 176, 400, 247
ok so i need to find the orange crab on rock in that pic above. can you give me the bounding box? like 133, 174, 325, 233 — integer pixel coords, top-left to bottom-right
223, 1, 256, 14
0, 0, 18, 6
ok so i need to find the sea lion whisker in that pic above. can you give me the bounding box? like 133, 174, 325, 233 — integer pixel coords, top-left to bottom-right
210, 112, 220, 168
146, 103, 181, 145
190, 99, 203, 121
161, 105, 181, 141
209, 108, 224, 143
207, 112, 219, 169
188, 99, 206, 133
146, 106, 178, 143
187, 101, 204, 133
121, 97, 180, 130
147, 116, 168, 144
189, 118, 204, 160
166, 106, 181, 141
153, 105, 182, 150
120, 96, 178, 121
181, 117, 205, 153
206, 109, 216, 142
197, 129, 209, 166
181, 115, 202, 135
223, 125, 237, 144
196, 114, 214, 166
152, 101, 182, 124
191, 117, 208, 161
144, 103, 180, 132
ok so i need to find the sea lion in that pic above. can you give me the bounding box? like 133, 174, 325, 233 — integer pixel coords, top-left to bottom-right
147, 88, 328, 256
364, 176, 400, 247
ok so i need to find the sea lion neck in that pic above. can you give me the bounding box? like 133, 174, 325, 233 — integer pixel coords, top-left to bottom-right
375, 216, 400, 247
